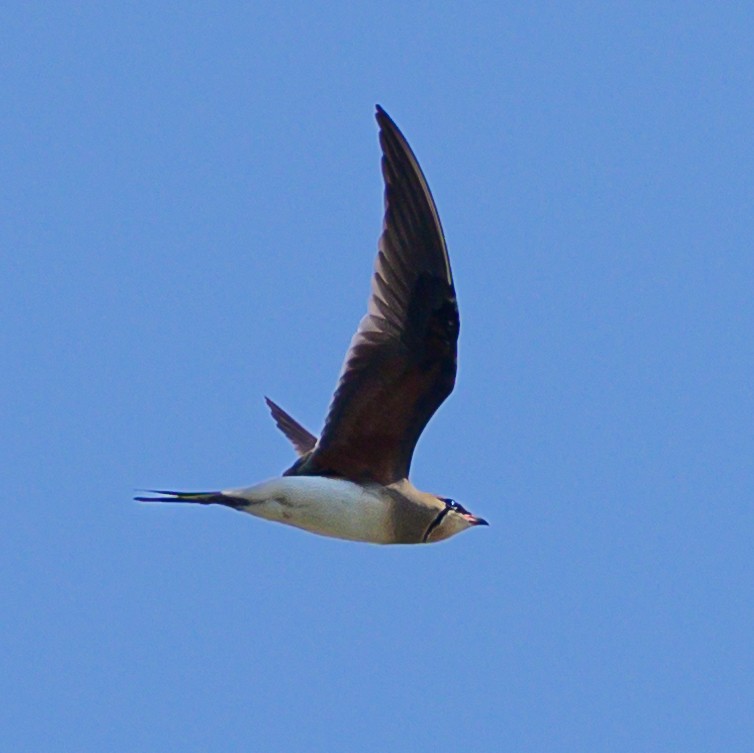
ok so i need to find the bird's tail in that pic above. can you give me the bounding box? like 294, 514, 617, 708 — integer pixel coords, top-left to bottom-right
135, 489, 230, 505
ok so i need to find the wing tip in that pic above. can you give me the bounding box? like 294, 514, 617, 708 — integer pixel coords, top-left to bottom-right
264, 396, 318, 456
375, 104, 399, 135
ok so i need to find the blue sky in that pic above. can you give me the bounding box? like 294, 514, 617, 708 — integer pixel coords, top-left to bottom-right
2, 3, 753, 751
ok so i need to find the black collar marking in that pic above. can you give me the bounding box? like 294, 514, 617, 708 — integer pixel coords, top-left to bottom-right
422, 507, 450, 543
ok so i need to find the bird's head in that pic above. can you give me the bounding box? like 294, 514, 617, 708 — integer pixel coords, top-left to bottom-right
423, 496, 488, 543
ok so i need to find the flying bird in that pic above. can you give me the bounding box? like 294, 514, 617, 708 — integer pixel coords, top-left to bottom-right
138, 106, 488, 544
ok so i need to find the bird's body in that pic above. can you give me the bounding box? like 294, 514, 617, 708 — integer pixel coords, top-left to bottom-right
225, 476, 395, 544
139, 106, 487, 544
209, 477, 461, 544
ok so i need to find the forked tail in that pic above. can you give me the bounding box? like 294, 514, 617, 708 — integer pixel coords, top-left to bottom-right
135, 489, 235, 506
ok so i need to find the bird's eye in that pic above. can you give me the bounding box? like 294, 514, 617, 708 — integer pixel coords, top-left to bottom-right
441, 497, 470, 515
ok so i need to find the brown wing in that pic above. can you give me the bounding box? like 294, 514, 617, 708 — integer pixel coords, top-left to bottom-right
265, 397, 317, 456
289, 106, 458, 484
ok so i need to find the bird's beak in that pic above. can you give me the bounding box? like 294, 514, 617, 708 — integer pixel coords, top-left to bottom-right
464, 514, 489, 526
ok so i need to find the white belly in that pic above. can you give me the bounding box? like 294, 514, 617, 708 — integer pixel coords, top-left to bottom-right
224, 476, 393, 544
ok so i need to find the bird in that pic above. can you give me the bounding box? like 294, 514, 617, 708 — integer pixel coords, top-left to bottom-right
137, 106, 488, 544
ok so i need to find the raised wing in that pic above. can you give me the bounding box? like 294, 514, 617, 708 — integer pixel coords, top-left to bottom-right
265, 397, 317, 456
290, 106, 458, 484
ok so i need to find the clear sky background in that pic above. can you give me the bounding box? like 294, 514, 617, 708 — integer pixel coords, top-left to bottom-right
2, 3, 753, 751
